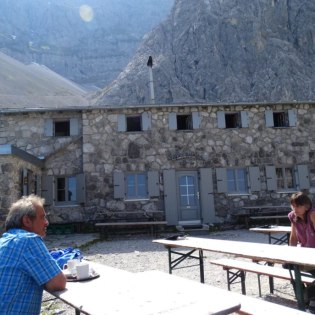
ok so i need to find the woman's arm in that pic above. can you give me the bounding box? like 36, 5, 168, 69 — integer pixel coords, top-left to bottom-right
289, 222, 298, 246
310, 211, 315, 231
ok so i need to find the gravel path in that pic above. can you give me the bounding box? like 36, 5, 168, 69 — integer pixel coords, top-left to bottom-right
41, 229, 299, 314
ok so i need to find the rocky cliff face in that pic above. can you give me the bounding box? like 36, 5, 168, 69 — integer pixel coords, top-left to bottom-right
0, 0, 173, 89
92, 0, 315, 105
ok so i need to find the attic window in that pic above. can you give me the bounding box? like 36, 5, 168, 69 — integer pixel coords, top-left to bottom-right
177, 114, 192, 130
225, 113, 241, 128
273, 112, 288, 127
126, 115, 142, 132
54, 121, 70, 137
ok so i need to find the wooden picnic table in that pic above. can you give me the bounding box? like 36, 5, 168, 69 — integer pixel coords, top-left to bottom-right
49, 261, 241, 315
153, 236, 315, 311
249, 225, 291, 245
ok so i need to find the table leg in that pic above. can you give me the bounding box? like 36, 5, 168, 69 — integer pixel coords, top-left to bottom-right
293, 265, 306, 311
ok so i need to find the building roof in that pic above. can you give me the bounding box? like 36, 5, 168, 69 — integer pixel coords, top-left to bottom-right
0, 52, 89, 109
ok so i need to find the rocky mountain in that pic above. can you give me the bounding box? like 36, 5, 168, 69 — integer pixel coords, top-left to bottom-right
0, 0, 173, 89
92, 0, 315, 106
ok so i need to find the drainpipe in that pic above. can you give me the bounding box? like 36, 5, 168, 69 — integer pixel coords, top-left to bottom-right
147, 56, 155, 104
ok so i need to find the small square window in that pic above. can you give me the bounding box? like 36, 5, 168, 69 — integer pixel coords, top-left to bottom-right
225, 113, 240, 128
126, 116, 142, 132
273, 112, 289, 127
177, 114, 192, 130
54, 121, 70, 137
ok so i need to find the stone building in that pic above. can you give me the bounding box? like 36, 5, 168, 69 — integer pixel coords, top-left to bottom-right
1, 101, 315, 230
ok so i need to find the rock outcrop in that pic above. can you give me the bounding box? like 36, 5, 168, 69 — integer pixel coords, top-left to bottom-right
93, 0, 315, 106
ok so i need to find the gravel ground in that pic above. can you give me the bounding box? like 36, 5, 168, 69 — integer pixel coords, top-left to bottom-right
41, 229, 299, 314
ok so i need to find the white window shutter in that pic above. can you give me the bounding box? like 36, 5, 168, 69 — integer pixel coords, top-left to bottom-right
248, 167, 261, 191
288, 109, 297, 127
216, 168, 227, 193
113, 171, 125, 198
70, 118, 79, 136
297, 165, 310, 190
142, 112, 152, 131
240, 111, 249, 128
265, 166, 277, 190
76, 174, 86, 203
168, 112, 177, 130
217, 111, 226, 128
192, 112, 201, 129
117, 114, 126, 132
148, 171, 159, 197
265, 110, 274, 127
44, 119, 53, 136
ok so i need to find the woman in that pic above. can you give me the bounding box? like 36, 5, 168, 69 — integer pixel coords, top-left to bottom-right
289, 192, 315, 247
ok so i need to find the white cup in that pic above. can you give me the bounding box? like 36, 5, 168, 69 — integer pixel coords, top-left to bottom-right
63, 259, 79, 276
76, 262, 90, 280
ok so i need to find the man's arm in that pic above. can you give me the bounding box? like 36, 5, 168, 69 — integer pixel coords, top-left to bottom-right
44, 271, 67, 291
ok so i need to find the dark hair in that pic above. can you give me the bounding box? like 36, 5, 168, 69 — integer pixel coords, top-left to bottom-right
290, 192, 312, 208
5, 195, 45, 231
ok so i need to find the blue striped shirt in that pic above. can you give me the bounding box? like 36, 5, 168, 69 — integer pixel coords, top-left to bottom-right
0, 229, 62, 315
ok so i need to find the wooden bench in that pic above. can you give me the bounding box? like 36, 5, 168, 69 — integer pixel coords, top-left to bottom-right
210, 258, 314, 296
95, 221, 167, 237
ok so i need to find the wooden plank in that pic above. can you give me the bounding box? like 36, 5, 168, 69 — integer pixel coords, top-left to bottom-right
210, 258, 314, 285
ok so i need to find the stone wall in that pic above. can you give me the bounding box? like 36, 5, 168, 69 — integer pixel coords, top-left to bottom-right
1, 102, 315, 226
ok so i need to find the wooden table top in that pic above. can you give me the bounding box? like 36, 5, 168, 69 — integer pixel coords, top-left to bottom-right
153, 236, 315, 268
249, 225, 291, 234
51, 262, 240, 315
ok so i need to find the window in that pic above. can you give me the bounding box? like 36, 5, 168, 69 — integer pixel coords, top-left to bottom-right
44, 118, 79, 137
56, 176, 77, 203
216, 167, 260, 194
179, 175, 196, 206
41, 174, 85, 206
177, 114, 192, 130
126, 115, 142, 131
54, 120, 70, 136
126, 173, 147, 199
117, 112, 151, 132
276, 167, 294, 190
227, 168, 248, 193
168, 112, 200, 130
265, 165, 309, 191
217, 111, 248, 128
113, 170, 159, 199
265, 109, 297, 128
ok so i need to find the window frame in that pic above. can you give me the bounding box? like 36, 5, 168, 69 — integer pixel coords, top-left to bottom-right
125, 172, 148, 200
226, 168, 248, 194
55, 175, 78, 205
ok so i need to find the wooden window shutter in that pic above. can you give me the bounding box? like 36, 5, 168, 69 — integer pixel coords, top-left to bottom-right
41, 175, 53, 205
248, 167, 261, 192
168, 112, 177, 130
44, 119, 53, 136
192, 112, 201, 129
240, 111, 249, 128
163, 170, 177, 225
113, 170, 125, 198
265, 166, 277, 191
70, 118, 79, 136
199, 168, 216, 223
265, 110, 274, 127
297, 165, 310, 190
217, 111, 226, 128
76, 173, 86, 203
216, 168, 227, 193
288, 109, 297, 127
117, 114, 126, 132
148, 171, 160, 197
142, 112, 152, 131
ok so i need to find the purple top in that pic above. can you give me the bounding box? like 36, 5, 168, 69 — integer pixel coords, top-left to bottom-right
288, 208, 315, 247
